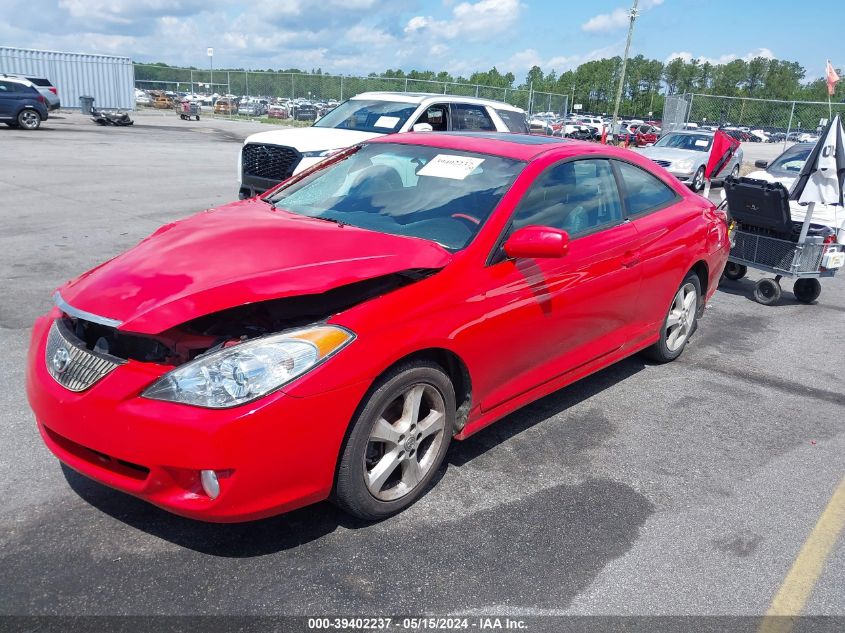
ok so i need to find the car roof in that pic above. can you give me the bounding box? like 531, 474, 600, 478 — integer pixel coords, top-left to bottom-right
350, 91, 525, 112
0, 74, 36, 86
366, 131, 594, 160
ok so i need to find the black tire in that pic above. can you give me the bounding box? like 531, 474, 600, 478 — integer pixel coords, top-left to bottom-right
723, 262, 747, 281
793, 278, 821, 304
196, 115, 200, 121
17, 109, 41, 130
753, 278, 782, 305
691, 166, 706, 192
642, 271, 702, 363
334, 361, 455, 520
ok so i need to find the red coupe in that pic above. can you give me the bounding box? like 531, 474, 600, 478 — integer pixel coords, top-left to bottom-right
27, 132, 730, 522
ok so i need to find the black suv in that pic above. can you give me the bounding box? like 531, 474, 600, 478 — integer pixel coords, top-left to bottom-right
0, 76, 49, 130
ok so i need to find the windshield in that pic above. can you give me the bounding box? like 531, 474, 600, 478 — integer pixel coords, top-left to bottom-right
768, 145, 812, 175
654, 133, 712, 152
313, 99, 419, 133
268, 143, 525, 250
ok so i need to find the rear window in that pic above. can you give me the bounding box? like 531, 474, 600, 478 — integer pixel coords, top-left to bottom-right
496, 109, 529, 134
26, 77, 53, 87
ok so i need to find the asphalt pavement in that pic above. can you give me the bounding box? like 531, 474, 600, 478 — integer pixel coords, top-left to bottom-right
0, 112, 842, 621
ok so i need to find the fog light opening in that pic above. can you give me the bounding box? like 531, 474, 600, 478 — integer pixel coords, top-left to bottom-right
200, 469, 220, 499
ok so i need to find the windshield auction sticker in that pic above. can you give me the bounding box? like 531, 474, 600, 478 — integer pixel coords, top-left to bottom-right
417, 154, 485, 180
374, 116, 400, 129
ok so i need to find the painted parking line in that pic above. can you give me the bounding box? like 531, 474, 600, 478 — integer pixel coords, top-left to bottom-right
758, 476, 845, 633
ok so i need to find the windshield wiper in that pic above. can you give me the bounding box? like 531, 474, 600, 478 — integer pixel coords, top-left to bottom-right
305, 215, 346, 227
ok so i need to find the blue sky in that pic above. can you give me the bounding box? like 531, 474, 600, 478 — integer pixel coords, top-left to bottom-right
0, 0, 840, 81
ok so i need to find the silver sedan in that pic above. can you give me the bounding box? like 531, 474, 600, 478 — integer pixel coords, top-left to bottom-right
634, 131, 743, 192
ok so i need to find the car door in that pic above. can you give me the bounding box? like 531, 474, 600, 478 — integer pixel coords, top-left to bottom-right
471, 158, 642, 412
411, 104, 449, 131
612, 159, 698, 332
0, 80, 18, 118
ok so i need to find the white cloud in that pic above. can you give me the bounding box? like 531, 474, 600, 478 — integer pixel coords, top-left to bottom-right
405, 0, 523, 41
665, 47, 775, 66
581, 0, 664, 33
500, 41, 625, 75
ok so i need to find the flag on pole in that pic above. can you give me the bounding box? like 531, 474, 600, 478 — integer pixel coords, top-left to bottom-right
704, 129, 741, 180
826, 60, 840, 96
789, 114, 845, 206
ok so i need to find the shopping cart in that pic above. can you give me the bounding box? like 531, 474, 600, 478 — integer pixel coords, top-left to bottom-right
178, 100, 201, 121
722, 177, 845, 305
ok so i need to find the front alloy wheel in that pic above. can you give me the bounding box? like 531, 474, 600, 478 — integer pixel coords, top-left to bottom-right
364, 383, 446, 502
691, 166, 706, 192
335, 361, 455, 520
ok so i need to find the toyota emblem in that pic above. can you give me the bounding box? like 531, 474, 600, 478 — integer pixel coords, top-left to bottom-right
52, 347, 71, 375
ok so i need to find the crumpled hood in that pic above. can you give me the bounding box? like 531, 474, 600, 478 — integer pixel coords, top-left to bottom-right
243, 127, 384, 152
58, 198, 452, 334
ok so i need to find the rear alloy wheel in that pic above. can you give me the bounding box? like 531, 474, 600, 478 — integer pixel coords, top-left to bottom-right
793, 278, 821, 304
643, 272, 701, 363
335, 362, 455, 520
691, 166, 706, 192
753, 278, 782, 305
723, 262, 747, 281
17, 109, 41, 130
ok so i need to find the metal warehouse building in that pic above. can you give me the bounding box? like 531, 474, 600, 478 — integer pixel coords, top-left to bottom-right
0, 47, 135, 109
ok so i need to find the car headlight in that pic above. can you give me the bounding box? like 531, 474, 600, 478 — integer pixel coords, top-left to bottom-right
142, 325, 354, 408
300, 148, 343, 158
673, 158, 695, 172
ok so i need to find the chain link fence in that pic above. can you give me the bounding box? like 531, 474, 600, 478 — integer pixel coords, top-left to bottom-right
133, 64, 569, 119
664, 93, 845, 143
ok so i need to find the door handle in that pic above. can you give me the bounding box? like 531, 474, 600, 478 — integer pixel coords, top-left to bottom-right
621, 251, 640, 268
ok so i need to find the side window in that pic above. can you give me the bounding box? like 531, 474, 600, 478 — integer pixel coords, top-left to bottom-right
511, 159, 623, 236
496, 109, 530, 133
614, 161, 678, 216
450, 103, 495, 131
0, 81, 15, 92
414, 105, 448, 131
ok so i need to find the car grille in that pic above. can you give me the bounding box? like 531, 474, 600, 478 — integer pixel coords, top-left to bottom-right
652, 159, 672, 168
242, 143, 301, 182
45, 320, 124, 392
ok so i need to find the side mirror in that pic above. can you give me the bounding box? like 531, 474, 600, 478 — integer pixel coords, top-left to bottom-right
503, 226, 570, 259
754, 159, 769, 169
412, 123, 433, 132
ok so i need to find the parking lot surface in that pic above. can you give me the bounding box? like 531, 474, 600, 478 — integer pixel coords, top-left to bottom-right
1, 113, 843, 618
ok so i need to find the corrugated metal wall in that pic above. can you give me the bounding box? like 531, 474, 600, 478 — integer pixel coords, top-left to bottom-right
0, 47, 135, 110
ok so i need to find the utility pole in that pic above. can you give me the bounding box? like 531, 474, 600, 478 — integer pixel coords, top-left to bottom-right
610, 0, 639, 136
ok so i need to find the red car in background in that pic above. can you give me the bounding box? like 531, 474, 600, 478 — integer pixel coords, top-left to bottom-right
27, 133, 730, 522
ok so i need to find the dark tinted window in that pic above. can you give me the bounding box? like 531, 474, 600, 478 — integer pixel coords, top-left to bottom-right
451, 104, 495, 131
496, 109, 530, 133
614, 161, 678, 215
0, 81, 33, 93
511, 159, 623, 236
26, 77, 52, 87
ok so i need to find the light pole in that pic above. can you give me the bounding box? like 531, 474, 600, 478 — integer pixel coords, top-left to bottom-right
610, 0, 639, 138
207, 47, 214, 94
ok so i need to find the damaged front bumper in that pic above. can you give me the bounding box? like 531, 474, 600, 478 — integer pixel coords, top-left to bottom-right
26, 313, 370, 522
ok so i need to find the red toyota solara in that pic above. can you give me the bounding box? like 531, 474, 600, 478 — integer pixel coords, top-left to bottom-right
27, 132, 730, 522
